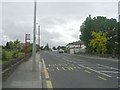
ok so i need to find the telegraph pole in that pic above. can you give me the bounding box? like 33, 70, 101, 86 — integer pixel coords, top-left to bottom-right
32, 0, 37, 71
38, 25, 40, 51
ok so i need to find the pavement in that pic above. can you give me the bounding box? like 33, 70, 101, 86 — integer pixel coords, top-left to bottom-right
2, 53, 42, 88
41, 51, 119, 88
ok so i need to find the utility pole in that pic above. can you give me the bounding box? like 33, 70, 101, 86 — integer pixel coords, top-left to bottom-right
38, 25, 42, 62
38, 25, 40, 51
32, 0, 37, 72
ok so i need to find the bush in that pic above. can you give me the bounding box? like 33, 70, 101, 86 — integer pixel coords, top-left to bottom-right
2, 49, 13, 61
18, 52, 25, 58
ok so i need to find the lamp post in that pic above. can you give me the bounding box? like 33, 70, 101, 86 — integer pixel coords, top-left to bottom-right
38, 25, 40, 52
32, 0, 37, 72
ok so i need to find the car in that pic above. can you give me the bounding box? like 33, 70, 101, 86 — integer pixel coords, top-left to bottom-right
58, 49, 64, 53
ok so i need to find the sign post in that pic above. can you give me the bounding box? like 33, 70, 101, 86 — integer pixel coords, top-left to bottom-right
25, 34, 30, 57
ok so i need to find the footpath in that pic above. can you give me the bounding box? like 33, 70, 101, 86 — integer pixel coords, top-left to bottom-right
2, 53, 42, 88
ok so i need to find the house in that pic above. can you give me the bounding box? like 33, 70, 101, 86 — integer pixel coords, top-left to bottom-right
66, 40, 86, 54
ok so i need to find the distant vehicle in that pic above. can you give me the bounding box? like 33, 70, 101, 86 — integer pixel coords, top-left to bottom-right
58, 49, 64, 53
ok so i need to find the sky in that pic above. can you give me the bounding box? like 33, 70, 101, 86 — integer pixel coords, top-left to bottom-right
1, 0, 119, 48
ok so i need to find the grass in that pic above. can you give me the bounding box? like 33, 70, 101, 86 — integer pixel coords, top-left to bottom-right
0, 60, 9, 65
0, 60, 2, 65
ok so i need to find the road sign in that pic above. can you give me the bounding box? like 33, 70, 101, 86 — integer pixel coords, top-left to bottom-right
26, 34, 30, 40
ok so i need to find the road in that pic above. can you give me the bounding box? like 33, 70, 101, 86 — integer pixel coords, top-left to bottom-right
41, 51, 119, 88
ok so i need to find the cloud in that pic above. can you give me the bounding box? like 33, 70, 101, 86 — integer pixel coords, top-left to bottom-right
2, 2, 118, 47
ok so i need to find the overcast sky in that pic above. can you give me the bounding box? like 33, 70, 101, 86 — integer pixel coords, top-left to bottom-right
1, 0, 119, 48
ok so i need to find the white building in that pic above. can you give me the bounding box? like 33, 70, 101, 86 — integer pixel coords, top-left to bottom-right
66, 41, 86, 54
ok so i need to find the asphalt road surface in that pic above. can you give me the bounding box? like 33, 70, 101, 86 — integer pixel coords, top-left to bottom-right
41, 51, 119, 88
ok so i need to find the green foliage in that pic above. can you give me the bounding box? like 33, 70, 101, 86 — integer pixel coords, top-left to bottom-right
52, 46, 57, 50
2, 40, 33, 64
40, 46, 44, 50
89, 32, 108, 54
80, 15, 118, 54
18, 52, 25, 58
44, 43, 51, 50
2, 49, 13, 61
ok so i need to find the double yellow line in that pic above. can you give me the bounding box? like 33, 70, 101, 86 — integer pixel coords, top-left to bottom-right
42, 58, 53, 89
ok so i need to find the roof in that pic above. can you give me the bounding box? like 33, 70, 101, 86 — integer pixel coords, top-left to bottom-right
66, 41, 84, 46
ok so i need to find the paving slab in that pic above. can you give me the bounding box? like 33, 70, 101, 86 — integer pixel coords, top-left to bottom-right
2, 53, 42, 88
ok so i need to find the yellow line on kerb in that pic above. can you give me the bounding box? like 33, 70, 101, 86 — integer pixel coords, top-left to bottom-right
42, 58, 53, 88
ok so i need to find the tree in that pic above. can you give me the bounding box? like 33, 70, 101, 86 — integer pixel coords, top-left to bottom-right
44, 43, 50, 50
5, 41, 14, 50
12, 40, 23, 58
40, 46, 44, 50
52, 46, 56, 50
80, 15, 118, 54
89, 32, 108, 54
57, 46, 61, 50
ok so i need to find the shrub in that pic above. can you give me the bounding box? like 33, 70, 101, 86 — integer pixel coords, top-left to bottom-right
2, 49, 13, 61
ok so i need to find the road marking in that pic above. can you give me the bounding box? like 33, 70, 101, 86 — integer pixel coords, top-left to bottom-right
52, 64, 55, 66
85, 70, 91, 74
46, 80, 53, 88
72, 64, 74, 66
59, 64, 61, 66
61, 67, 66, 71
97, 76, 107, 80
39, 62, 42, 80
42, 59, 49, 79
98, 64, 120, 70
40, 75, 41, 80
117, 77, 120, 79
42, 59, 53, 88
74, 67, 76, 69
100, 71, 119, 73
77, 66, 81, 70
55, 64, 57, 66
68, 67, 74, 70
78, 64, 112, 78
56, 67, 60, 71
48, 64, 51, 67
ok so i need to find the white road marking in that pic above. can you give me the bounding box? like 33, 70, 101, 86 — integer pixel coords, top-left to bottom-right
78, 64, 112, 78
74, 67, 76, 69
97, 76, 107, 80
77, 66, 81, 70
68, 67, 74, 70
98, 64, 120, 70
56, 67, 60, 71
100, 71, 119, 73
85, 70, 91, 74
61, 67, 66, 71
59, 64, 61, 66
117, 77, 120, 79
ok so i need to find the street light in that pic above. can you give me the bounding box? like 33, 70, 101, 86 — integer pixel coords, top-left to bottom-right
38, 25, 40, 51
32, 0, 37, 72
